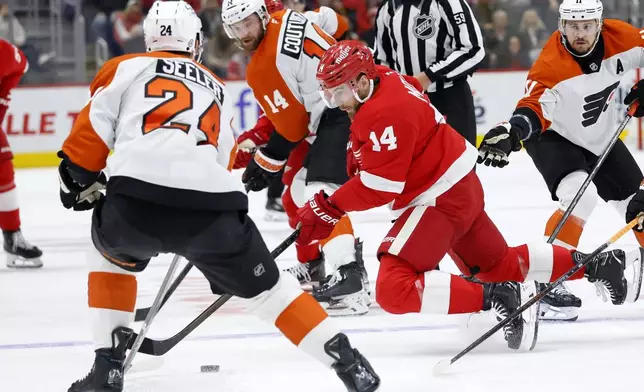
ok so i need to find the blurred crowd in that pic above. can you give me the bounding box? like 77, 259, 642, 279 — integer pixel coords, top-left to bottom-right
0, 0, 634, 82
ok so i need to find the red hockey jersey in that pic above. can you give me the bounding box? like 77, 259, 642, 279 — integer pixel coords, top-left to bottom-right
329, 66, 477, 215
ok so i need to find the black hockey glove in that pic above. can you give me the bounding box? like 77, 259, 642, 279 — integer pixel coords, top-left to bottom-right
58, 161, 107, 211
626, 184, 644, 232
242, 148, 286, 192
624, 79, 644, 117
477, 122, 522, 168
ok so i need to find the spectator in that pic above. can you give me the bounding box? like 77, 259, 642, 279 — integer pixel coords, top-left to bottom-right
142, 0, 202, 14
496, 35, 531, 69
484, 9, 513, 68
200, 1, 240, 78
227, 51, 251, 80
519, 8, 549, 63
112, 0, 144, 54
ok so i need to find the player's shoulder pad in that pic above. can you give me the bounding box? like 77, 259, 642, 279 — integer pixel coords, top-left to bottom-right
526, 31, 573, 89
601, 19, 644, 57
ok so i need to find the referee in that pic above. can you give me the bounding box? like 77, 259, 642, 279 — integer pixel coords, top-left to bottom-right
373, 0, 484, 146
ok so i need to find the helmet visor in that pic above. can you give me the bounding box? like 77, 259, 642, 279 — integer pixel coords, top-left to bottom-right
319, 82, 354, 109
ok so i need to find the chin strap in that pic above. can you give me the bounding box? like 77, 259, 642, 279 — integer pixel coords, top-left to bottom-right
353, 79, 374, 104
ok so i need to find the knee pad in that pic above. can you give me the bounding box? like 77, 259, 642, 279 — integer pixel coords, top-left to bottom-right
290, 167, 308, 208
304, 181, 341, 200
556, 171, 598, 221
376, 253, 421, 314
0, 159, 15, 190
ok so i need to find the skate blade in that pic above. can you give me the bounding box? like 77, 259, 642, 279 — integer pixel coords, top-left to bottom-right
519, 281, 539, 352
320, 291, 370, 317
625, 248, 644, 303
538, 304, 579, 322
6, 255, 43, 269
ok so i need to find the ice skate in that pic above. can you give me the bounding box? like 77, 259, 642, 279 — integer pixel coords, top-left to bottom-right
4, 230, 42, 268
582, 248, 643, 305
484, 281, 539, 351
313, 262, 370, 316
539, 282, 581, 322
68, 327, 133, 392
284, 256, 326, 291
325, 333, 380, 392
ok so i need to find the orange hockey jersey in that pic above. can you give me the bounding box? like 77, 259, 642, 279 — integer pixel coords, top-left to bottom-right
245, 9, 336, 143
513, 19, 644, 155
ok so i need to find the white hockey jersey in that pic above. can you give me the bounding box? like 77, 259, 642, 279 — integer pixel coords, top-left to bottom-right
61, 52, 245, 210
516, 19, 644, 155
303, 6, 348, 40
245, 9, 336, 142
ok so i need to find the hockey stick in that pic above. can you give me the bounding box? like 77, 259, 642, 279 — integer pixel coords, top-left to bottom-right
134, 178, 257, 321
539, 104, 638, 313
129, 227, 301, 356
124, 253, 183, 373
433, 216, 642, 375
134, 262, 193, 322
546, 103, 638, 243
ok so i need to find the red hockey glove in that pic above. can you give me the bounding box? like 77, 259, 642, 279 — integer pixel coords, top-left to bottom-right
296, 190, 345, 245
237, 115, 275, 147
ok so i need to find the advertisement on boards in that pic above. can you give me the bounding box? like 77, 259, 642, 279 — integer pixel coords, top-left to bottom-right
1, 69, 640, 167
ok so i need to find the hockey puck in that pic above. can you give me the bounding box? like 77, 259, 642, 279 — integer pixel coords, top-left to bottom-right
200, 365, 220, 373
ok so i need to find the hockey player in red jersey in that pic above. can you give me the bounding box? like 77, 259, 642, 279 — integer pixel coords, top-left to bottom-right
0, 38, 43, 268
298, 40, 644, 351
478, 0, 644, 321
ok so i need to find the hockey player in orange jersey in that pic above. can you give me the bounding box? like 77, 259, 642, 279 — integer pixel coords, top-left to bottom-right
61, 2, 379, 391
233, 0, 369, 298
479, 0, 644, 322
222, 0, 370, 315
297, 39, 644, 352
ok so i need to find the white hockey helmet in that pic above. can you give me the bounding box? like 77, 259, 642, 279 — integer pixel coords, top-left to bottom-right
143, 0, 204, 62
559, 0, 603, 57
221, 0, 270, 41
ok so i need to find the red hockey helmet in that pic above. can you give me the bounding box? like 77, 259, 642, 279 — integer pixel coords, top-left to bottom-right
265, 0, 284, 14
316, 40, 377, 107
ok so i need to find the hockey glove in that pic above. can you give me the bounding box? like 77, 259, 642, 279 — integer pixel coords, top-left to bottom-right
242, 148, 286, 192
624, 79, 644, 117
346, 140, 359, 178
295, 190, 344, 245
58, 162, 107, 211
477, 122, 522, 168
626, 183, 644, 232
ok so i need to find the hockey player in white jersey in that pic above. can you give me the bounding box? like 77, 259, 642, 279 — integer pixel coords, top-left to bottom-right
60, 2, 379, 391
478, 0, 644, 321
222, 0, 370, 315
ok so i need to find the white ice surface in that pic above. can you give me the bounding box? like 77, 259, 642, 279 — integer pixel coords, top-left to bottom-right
2, 150, 644, 392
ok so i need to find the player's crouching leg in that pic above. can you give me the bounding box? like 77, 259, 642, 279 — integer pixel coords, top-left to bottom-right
476, 242, 644, 306
376, 253, 539, 351
68, 249, 137, 392
247, 271, 380, 392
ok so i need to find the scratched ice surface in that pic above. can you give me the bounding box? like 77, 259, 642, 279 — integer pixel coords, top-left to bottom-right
2, 151, 644, 391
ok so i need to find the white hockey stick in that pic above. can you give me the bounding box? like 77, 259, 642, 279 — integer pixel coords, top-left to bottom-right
124, 254, 182, 373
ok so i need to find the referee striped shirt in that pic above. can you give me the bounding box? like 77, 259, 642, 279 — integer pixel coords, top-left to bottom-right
373, 0, 485, 92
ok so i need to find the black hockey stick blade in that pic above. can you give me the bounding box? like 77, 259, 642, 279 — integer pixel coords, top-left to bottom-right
134, 262, 194, 322
433, 217, 640, 375
131, 227, 301, 356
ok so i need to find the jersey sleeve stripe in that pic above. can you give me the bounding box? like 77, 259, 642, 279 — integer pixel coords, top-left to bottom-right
360, 171, 406, 193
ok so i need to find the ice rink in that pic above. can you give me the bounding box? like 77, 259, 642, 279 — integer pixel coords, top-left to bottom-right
2, 150, 644, 392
